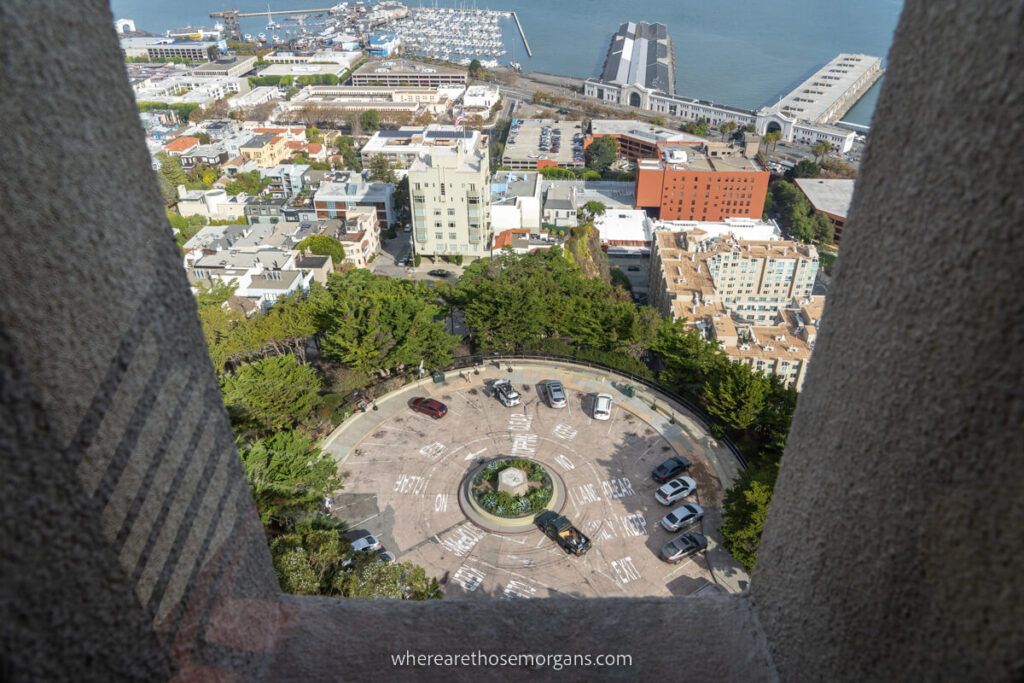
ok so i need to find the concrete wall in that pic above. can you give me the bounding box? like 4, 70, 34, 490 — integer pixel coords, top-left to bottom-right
752, 1, 1024, 679
1, 0, 1021, 680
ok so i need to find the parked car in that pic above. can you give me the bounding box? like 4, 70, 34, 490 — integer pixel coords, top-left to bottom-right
410, 397, 448, 419
377, 550, 396, 563
592, 393, 613, 420
659, 532, 708, 563
655, 476, 697, 505
350, 534, 383, 553
428, 269, 450, 277
660, 504, 705, 532
535, 511, 591, 556
652, 455, 691, 483
541, 380, 567, 408
492, 378, 521, 407
627, 265, 641, 272
403, 224, 412, 232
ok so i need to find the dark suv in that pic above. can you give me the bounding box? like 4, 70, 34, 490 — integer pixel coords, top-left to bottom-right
652, 455, 691, 483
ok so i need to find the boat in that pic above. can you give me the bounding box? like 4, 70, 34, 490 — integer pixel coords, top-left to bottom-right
272, 35, 282, 43
257, 32, 267, 42
510, 61, 522, 72
244, 33, 254, 42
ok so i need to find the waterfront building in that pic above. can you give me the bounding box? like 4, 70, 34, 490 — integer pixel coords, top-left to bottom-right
264, 50, 362, 66
635, 143, 769, 222
761, 54, 883, 125
408, 133, 491, 260
500, 118, 585, 171
367, 32, 401, 57
601, 21, 676, 95
256, 63, 350, 80
462, 85, 501, 113
120, 36, 219, 63
794, 178, 856, 243
351, 59, 467, 88
648, 228, 820, 390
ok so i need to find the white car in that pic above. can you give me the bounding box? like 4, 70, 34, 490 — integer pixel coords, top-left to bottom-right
592, 393, 613, 420
492, 379, 521, 407
350, 534, 382, 553
660, 504, 705, 532
655, 476, 697, 506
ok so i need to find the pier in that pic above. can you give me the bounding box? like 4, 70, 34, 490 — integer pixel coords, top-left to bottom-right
766, 53, 883, 124
511, 11, 532, 57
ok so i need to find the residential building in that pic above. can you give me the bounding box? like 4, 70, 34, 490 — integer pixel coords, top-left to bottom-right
292, 253, 333, 285
176, 188, 250, 221
324, 206, 381, 268
594, 209, 654, 250
408, 133, 491, 259
462, 85, 500, 112
589, 119, 707, 162
190, 56, 257, 79
351, 59, 467, 88
239, 134, 290, 168
314, 171, 395, 225
648, 228, 820, 389
490, 171, 542, 235
180, 144, 228, 169
261, 164, 311, 199
501, 118, 585, 170
635, 144, 769, 221
542, 186, 577, 228
360, 125, 483, 169
244, 196, 288, 224
162, 136, 200, 156
794, 178, 855, 243
654, 217, 782, 242
491, 229, 560, 256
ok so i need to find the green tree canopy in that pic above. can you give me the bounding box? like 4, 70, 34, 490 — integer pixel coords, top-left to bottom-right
360, 109, 381, 132
721, 462, 778, 571
468, 59, 483, 78
811, 140, 832, 161
682, 119, 710, 136
240, 430, 341, 529
703, 361, 772, 432
366, 154, 396, 183
220, 354, 322, 433
586, 136, 619, 173
787, 159, 820, 179
319, 269, 458, 375
538, 166, 578, 180
334, 560, 443, 600
296, 234, 345, 264
224, 170, 269, 196
719, 121, 737, 140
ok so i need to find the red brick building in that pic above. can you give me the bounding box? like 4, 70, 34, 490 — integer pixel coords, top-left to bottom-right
635, 147, 769, 222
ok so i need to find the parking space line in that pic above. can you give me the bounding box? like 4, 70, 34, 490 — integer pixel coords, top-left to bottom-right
662, 557, 695, 581
455, 392, 483, 412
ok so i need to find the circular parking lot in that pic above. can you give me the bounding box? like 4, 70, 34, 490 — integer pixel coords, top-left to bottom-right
323, 360, 748, 599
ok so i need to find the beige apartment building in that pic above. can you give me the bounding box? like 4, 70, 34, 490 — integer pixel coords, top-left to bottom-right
649, 227, 821, 390
239, 134, 290, 168
408, 133, 491, 259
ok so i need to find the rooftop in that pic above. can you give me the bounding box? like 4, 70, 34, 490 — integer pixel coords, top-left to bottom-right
163, 136, 200, 153
794, 178, 856, 220
191, 56, 256, 74
601, 21, 675, 94
491, 171, 540, 200
502, 118, 585, 167
591, 119, 707, 146
766, 53, 883, 123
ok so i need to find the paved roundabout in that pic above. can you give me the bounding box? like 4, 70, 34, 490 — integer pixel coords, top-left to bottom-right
323, 360, 749, 599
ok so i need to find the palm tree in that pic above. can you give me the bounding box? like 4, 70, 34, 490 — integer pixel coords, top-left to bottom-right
763, 131, 782, 154
812, 141, 832, 162
720, 121, 737, 141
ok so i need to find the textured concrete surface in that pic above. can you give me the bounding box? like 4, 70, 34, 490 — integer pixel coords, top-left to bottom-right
752, 1, 1024, 680
0, 2, 281, 680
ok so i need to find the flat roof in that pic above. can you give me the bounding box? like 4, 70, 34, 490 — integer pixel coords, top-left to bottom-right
794, 178, 855, 220
502, 118, 585, 167
355, 58, 466, 77
192, 56, 255, 73
541, 180, 635, 208
591, 119, 706, 146
601, 21, 674, 94
258, 63, 346, 77
770, 53, 882, 123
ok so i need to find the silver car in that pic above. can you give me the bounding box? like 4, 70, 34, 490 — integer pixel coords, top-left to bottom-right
543, 380, 567, 408
592, 393, 612, 420
660, 504, 705, 532
654, 476, 697, 505
660, 532, 708, 563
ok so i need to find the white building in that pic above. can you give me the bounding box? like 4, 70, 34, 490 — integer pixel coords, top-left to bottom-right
228, 86, 280, 110
490, 171, 542, 236
594, 209, 654, 250
462, 85, 500, 111
176, 187, 250, 221
408, 133, 491, 259
654, 217, 782, 243
360, 125, 483, 168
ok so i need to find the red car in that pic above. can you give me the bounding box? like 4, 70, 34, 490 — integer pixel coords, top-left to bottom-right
410, 397, 448, 419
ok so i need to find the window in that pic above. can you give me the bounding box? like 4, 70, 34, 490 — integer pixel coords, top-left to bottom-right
447, 208, 456, 216
435, 232, 443, 239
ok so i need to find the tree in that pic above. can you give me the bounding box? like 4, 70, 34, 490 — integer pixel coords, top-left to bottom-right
334, 560, 443, 600
720, 462, 778, 571
367, 154, 396, 183
581, 200, 606, 223
468, 59, 483, 78
220, 355, 322, 433
703, 361, 772, 432
720, 121, 737, 140
653, 319, 727, 388
538, 166, 577, 179
156, 152, 188, 190
787, 159, 820, 179
763, 130, 782, 153
296, 234, 345, 265
195, 132, 212, 144
650, 116, 666, 127
580, 169, 602, 181
360, 109, 381, 132
319, 269, 459, 375
334, 135, 361, 170
306, 126, 323, 144
682, 119, 710, 137
240, 431, 341, 529
812, 212, 835, 244
811, 140, 832, 162
586, 136, 618, 173
224, 171, 268, 196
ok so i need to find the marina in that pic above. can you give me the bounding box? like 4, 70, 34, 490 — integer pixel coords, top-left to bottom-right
389, 7, 510, 65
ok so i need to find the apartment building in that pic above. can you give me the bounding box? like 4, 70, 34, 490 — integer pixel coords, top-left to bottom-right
324, 207, 381, 269
408, 133, 491, 259
360, 125, 483, 169
313, 171, 395, 226
649, 227, 820, 389
635, 143, 769, 222
239, 134, 291, 168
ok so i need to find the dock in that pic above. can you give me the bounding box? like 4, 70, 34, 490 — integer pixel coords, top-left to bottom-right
511, 11, 532, 57
765, 53, 883, 125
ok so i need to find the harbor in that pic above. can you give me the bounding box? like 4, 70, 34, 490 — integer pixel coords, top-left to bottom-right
389, 6, 510, 66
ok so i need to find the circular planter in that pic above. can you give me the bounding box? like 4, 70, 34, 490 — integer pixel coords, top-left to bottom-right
459, 457, 566, 533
